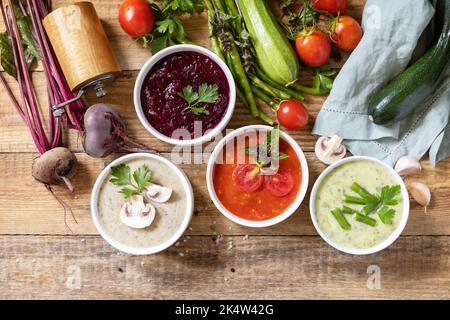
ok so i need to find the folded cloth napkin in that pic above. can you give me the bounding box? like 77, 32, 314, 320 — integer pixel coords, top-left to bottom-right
312, 0, 450, 166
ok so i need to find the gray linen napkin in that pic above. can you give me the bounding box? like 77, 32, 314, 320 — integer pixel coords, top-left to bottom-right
312, 0, 450, 166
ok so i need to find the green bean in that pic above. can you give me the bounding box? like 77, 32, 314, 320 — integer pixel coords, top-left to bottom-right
254, 65, 305, 101
252, 86, 278, 108
289, 82, 330, 96
355, 213, 377, 227
331, 208, 351, 230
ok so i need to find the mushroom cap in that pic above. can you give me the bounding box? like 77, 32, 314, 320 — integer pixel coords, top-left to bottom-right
315, 135, 347, 165
144, 184, 173, 203
120, 195, 156, 229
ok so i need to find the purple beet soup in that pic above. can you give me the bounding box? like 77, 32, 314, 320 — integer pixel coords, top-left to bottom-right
140, 51, 230, 139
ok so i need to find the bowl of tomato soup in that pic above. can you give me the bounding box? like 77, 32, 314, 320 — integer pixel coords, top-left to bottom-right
206, 125, 309, 227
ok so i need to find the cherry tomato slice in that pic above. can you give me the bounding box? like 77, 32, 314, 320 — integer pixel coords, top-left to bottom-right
264, 168, 295, 197
233, 164, 263, 193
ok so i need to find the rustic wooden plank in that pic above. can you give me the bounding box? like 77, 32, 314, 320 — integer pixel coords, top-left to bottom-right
0, 151, 448, 235
0, 71, 323, 153
0, 235, 448, 299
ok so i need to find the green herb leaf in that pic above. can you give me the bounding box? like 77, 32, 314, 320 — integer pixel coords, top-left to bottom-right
380, 185, 401, 206
110, 164, 132, 186
132, 164, 152, 191
120, 187, 136, 199
377, 206, 395, 224
162, 0, 203, 14
197, 83, 219, 104
178, 83, 218, 116
0, 32, 17, 78
110, 164, 153, 199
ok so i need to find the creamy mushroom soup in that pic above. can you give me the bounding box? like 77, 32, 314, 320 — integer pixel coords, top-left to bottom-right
97, 157, 187, 248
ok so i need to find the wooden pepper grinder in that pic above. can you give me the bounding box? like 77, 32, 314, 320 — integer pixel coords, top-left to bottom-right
43, 1, 121, 115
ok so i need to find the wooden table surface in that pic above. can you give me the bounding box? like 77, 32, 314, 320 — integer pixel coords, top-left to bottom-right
1, 0, 449, 300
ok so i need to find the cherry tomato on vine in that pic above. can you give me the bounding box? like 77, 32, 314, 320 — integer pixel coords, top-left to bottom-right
119, 0, 155, 37
312, 0, 348, 15
277, 99, 309, 130
233, 164, 263, 193
264, 168, 295, 197
295, 29, 331, 67
332, 16, 363, 52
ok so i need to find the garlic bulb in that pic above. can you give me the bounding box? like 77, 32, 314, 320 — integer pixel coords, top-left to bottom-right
408, 182, 431, 213
395, 156, 421, 176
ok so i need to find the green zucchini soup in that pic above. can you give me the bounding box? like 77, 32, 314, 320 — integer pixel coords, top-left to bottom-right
314, 160, 404, 249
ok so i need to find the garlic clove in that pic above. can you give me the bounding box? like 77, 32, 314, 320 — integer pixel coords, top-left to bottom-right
315, 135, 347, 165
120, 195, 156, 229
408, 182, 431, 213
395, 156, 422, 176
144, 184, 173, 203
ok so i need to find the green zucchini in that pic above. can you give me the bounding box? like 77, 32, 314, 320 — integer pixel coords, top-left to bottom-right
237, 0, 299, 85
368, 0, 450, 125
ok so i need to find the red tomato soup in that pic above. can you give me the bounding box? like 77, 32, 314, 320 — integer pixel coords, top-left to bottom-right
213, 133, 302, 221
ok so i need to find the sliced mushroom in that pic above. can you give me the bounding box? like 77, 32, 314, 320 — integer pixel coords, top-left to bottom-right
315, 135, 347, 165
394, 156, 422, 176
120, 195, 156, 229
144, 184, 173, 203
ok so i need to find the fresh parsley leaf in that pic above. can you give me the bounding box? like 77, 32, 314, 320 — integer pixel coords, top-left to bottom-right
110, 164, 132, 186
120, 187, 136, 199
279, 153, 289, 160
133, 164, 152, 191
110, 164, 153, 199
361, 198, 380, 215
377, 206, 395, 224
163, 0, 203, 14
178, 83, 218, 116
380, 185, 401, 206
197, 83, 219, 104
191, 106, 210, 116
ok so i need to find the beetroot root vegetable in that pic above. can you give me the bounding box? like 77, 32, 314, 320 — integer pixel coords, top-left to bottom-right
83, 103, 158, 158
32, 147, 78, 192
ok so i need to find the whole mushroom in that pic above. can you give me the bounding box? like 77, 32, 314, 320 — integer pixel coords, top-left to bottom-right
315, 135, 347, 165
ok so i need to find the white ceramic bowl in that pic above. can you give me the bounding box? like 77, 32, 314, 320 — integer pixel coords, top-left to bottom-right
133, 44, 236, 146
90, 153, 194, 255
206, 125, 309, 228
309, 156, 410, 255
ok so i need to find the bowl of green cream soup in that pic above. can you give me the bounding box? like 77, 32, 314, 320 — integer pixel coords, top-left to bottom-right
310, 156, 410, 255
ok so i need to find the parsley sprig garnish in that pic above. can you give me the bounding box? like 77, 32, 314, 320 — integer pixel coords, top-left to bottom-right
110, 164, 152, 199
178, 83, 219, 116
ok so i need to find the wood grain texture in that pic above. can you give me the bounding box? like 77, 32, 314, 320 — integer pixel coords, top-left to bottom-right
0, 235, 449, 299
0, 152, 448, 235
0, 71, 325, 153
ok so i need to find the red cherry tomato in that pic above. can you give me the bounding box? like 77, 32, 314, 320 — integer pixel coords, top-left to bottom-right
119, 0, 155, 37
295, 29, 331, 67
312, 0, 348, 15
332, 16, 363, 52
264, 168, 295, 197
232, 164, 263, 193
277, 99, 309, 130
